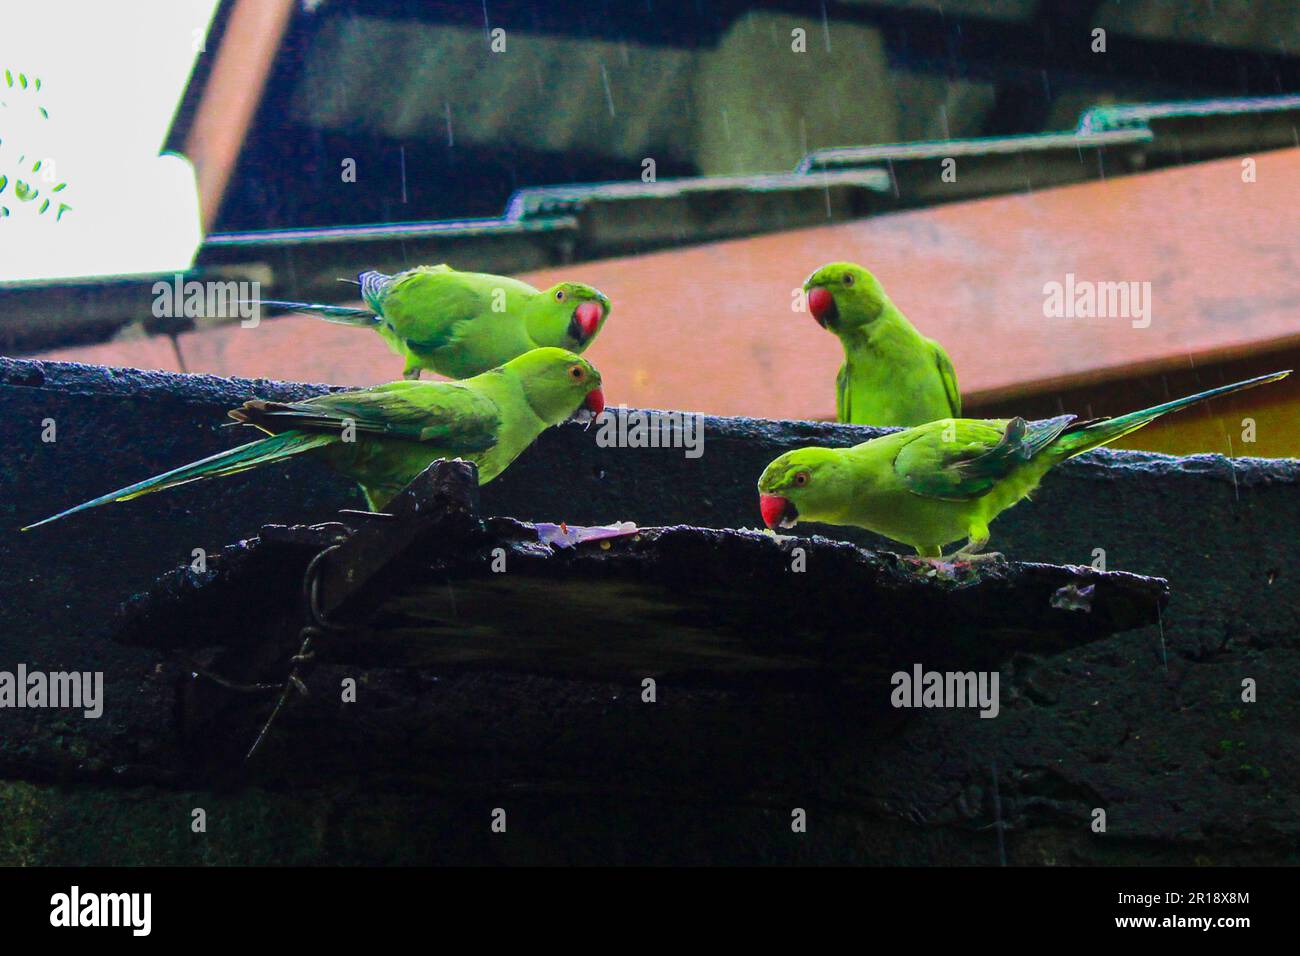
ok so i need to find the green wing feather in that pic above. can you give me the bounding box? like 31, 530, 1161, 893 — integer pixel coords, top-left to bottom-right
22, 431, 336, 530
247, 299, 378, 327
835, 363, 850, 423
379, 267, 492, 353
26, 378, 505, 530
929, 340, 961, 417
244, 381, 501, 450
895, 371, 1294, 502
894, 415, 1076, 500
1052, 370, 1292, 458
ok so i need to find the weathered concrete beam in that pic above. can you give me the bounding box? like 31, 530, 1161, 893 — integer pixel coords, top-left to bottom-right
1, 358, 1296, 864
110, 460, 1169, 687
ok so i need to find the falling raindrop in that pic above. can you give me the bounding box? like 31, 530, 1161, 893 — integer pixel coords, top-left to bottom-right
399, 145, 407, 203
1156, 603, 1168, 674
599, 62, 616, 118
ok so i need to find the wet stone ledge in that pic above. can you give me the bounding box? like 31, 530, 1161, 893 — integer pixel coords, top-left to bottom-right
1, 358, 1297, 864
113, 460, 1169, 685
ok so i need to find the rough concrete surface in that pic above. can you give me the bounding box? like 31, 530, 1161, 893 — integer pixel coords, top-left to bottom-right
0, 358, 1297, 864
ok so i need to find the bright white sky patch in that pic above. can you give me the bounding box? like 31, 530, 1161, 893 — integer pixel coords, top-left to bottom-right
0, 0, 218, 282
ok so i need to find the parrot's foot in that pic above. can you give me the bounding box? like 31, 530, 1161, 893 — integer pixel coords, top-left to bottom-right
402, 368, 422, 380
903, 546, 1005, 578
947, 551, 1006, 566
938, 535, 1005, 564
902, 555, 964, 578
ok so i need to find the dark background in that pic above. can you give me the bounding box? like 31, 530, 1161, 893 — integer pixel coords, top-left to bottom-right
177, 0, 1300, 231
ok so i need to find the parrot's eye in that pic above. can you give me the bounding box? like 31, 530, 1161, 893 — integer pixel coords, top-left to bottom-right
792, 471, 810, 487
843, 273, 855, 287
568, 364, 586, 381
555, 289, 567, 302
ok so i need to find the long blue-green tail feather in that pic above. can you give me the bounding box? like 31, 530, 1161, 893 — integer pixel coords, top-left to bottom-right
1054, 370, 1291, 458
238, 299, 379, 327
22, 430, 336, 530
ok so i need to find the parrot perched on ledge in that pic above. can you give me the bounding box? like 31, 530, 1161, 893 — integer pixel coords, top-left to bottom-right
757, 371, 1290, 560
24, 348, 605, 528
254, 264, 611, 380
803, 261, 960, 427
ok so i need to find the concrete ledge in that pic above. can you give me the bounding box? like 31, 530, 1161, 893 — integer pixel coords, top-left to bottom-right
1, 358, 1297, 864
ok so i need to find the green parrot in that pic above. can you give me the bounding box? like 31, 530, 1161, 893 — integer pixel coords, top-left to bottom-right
804, 262, 960, 427
255, 264, 611, 380
24, 348, 605, 529
758, 371, 1289, 560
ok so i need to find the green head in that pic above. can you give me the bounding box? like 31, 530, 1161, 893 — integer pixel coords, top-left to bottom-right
757, 446, 852, 530
525, 282, 611, 354
505, 346, 605, 426
803, 262, 890, 334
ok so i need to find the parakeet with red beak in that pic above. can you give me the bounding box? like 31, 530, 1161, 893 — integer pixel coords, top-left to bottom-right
24, 348, 605, 527
804, 262, 959, 426
255, 264, 610, 380
758, 371, 1289, 559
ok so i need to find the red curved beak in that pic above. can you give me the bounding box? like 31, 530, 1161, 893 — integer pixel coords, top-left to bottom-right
759, 494, 793, 530
807, 287, 834, 328
584, 387, 605, 415
574, 301, 603, 340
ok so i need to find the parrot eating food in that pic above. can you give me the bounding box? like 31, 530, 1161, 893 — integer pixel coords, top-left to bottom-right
757, 371, 1290, 559
804, 262, 960, 427
254, 264, 610, 380
24, 348, 605, 529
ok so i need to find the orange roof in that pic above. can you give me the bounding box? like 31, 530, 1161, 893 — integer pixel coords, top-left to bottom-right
37, 148, 1300, 420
